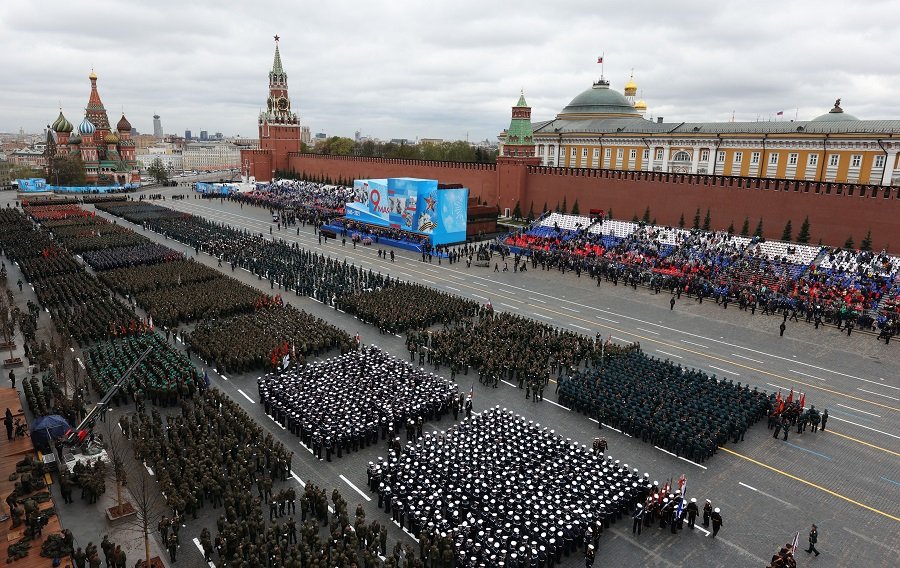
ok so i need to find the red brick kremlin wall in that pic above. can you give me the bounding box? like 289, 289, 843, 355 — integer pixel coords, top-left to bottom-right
289, 154, 900, 251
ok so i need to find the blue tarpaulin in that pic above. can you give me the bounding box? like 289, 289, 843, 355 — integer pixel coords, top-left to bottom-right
30, 414, 71, 452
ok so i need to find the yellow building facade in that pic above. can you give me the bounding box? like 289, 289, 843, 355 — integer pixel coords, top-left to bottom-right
504, 79, 900, 186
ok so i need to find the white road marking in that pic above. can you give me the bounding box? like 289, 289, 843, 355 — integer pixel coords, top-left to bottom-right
76, 357, 85, 369
499, 288, 517, 295
421, 279, 435, 284
529, 297, 546, 304
739, 482, 757, 491
636, 327, 659, 335
144, 463, 155, 476
290, 471, 306, 487
534, 313, 553, 320
559, 305, 580, 313
446, 286, 461, 292
679, 456, 708, 469
731, 353, 764, 364
501, 380, 517, 388
220, 374, 228, 381
656, 350, 683, 359
596, 315, 620, 324
237, 389, 256, 403
694, 526, 711, 536
709, 365, 740, 376
680, 340, 709, 349
340, 474, 372, 501
500, 303, 519, 310
789, 369, 826, 381
472, 294, 487, 300
192, 538, 216, 567
546, 399, 569, 410
611, 336, 629, 343
570, 324, 591, 331
830, 416, 900, 440
267, 414, 286, 430
765, 382, 791, 392
857, 388, 899, 401
654, 446, 676, 457
836, 404, 881, 418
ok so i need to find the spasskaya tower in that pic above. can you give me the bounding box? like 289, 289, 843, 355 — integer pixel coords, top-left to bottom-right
241, 35, 302, 181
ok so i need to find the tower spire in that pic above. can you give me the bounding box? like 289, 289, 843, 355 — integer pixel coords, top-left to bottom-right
272, 35, 284, 75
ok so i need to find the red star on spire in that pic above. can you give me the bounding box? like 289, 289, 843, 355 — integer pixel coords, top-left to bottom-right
274, 34, 280, 42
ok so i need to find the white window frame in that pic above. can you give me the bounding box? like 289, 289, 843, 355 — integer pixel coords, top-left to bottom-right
606, 148, 613, 159
751, 151, 760, 164
593, 149, 600, 158
808, 154, 818, 167
582, 148, 588, 158
700, 149, 709, 161
571, 147, 577, 157
655, 148, 663, 160
717, 151, 726, 162
734, 151, 743, 164
828, 154, 839, 167
630, 149, 637, 160
788, 153, 798, 166
874, 155, 885, 168
538, 145, 544, 156
616, 148, 624, 159
769, 153, 779, 165
851, 154, 861, 168
642, 149, 650, 160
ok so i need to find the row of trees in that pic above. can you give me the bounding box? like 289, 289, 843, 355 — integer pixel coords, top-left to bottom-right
312, 137, 498, 163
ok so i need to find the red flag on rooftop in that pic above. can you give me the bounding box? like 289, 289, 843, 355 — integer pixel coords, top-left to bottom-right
597, 56, 603, 64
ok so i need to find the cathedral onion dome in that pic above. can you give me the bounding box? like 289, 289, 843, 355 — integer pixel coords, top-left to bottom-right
89, 71, 97, 80
116, 114, 132, 132
558, 80, 642, 118
104, 132, 119, 144
634, 100, 647, 111
78, 117, 96, 135
811, 99, 859, 122
624, 77, 638, 97
68, 132, 82, 145
52, 111, 74, 133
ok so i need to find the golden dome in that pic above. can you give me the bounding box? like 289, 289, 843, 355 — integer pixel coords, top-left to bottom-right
624, 74, 638, 95
634, 100, 647, 111
104, 132, 119, 144
89, 70, 97, 80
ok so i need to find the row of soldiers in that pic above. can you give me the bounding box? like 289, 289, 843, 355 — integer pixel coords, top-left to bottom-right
340, 283, 478, 335
560, 350, 771, 461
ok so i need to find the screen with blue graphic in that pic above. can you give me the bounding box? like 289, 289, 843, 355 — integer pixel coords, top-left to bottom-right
346, 178, 468, 245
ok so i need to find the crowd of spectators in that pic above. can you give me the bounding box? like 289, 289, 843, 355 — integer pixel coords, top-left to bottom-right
499, 214, 900, 337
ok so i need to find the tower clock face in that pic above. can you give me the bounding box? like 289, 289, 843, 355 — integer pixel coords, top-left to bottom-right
277, 97, 289, 110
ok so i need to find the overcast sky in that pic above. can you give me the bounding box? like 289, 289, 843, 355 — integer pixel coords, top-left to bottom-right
2, 0, 898, 142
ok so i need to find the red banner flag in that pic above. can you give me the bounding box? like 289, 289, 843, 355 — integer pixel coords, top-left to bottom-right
597, 56, 603, 64
786, 388, 794, 404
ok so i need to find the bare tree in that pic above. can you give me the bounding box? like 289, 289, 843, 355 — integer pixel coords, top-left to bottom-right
120, 461, 165, 567
1, 290, 19, 363
102, 419, 130, 519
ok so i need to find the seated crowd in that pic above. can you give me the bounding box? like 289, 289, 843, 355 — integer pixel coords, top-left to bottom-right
500, 213, 900, 335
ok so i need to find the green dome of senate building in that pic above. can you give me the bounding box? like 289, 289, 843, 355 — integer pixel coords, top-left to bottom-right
811, 98, 860, 122
559, 79, 641, 118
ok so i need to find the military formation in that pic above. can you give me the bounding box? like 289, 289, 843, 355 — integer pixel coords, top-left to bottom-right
560, 350, 772, 461
81, 242, 183, 271
339, 283, 478, 334
258, 347, 458, 461
188, 305, 354, 373
372, 407, 649, 568
84, 331, 203, 407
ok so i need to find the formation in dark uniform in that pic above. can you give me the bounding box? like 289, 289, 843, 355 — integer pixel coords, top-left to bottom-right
371, 407, 650, 568
258, 346, 458, 461
559, 350, 771, 461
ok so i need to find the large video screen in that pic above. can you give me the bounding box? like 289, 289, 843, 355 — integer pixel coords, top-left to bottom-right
346, 178, 468, 245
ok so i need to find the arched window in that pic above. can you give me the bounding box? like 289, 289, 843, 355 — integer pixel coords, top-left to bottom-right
672, 151, 691, 162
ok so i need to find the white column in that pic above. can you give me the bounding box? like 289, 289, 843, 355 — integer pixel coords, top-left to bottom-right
881, 151, 898, 185
660, 145, 669, 172
690, 145, 701, 173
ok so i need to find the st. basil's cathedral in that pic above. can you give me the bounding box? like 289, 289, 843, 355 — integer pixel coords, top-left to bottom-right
45, 71, 139, 186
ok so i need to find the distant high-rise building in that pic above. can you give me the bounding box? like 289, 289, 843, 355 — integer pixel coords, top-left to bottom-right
152, 114, 163, 139
185, 130, 192, 140
214, 132, 223, 141
200, 130, 208, 141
